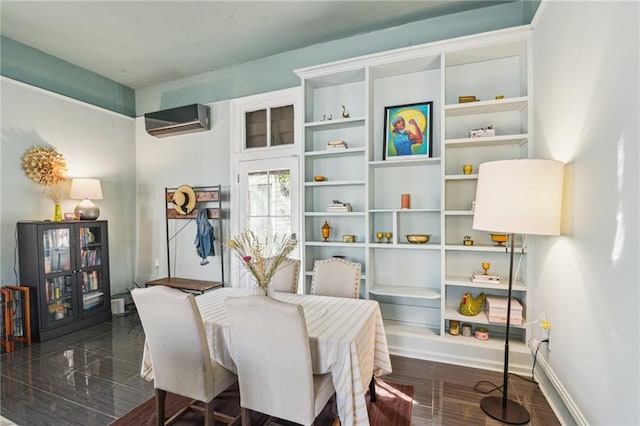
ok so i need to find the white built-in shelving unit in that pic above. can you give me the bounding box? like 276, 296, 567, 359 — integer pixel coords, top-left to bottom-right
295, 26, 534, 373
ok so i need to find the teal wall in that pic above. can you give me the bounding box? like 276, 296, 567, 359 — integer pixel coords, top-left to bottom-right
1, 1, 538, 117
1, 36, 135, 117
136, 2, 534, 115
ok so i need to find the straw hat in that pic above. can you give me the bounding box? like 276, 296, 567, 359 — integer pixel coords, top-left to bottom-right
172, 185, 196, 215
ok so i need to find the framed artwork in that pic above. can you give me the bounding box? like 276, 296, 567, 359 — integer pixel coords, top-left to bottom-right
383, 101, 433, 160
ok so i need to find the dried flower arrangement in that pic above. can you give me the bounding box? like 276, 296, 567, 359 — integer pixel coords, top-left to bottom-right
226, 230, 298, 294
42, 187, 62, 204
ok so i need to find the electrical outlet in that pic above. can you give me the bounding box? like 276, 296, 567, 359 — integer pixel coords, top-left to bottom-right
546, 333, 551, 352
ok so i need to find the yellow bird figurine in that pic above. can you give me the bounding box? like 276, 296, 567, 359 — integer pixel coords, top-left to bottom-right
459, 292, 486, 316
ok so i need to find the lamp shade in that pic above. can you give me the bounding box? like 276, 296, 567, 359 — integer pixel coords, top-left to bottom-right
70, 178, 103, 200
472, 159, 564, 236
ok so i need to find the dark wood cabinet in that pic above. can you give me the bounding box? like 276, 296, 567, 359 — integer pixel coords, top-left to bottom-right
17, 220, 111, 342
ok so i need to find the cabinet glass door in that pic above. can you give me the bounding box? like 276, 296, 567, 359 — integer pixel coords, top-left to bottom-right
78, 225, 105, 312
42, 228, 74, 325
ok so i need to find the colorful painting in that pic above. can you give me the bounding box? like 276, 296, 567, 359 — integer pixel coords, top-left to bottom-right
383, 101, 433, 160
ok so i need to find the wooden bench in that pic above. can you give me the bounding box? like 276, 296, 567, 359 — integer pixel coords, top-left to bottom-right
145, 277, 223, 294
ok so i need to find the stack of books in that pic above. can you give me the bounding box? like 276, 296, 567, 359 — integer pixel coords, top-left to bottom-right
471, 273, 500, 284
326, 140, 348, 150
327, 201, 352, 212
485, 295, 524, 325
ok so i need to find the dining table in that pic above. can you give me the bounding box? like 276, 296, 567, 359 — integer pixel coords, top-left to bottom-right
140, 288, 393, 426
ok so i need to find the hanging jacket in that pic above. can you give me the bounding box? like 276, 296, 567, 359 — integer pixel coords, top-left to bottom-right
194, 208, 215, 265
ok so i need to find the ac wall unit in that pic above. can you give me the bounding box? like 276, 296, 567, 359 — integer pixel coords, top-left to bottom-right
144, 104, 210, 137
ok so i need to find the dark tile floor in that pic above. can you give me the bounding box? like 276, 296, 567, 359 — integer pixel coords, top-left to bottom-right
1, 314, 560, 425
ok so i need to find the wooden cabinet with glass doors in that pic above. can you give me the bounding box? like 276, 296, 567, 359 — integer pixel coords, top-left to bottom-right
17, 220, 111, 342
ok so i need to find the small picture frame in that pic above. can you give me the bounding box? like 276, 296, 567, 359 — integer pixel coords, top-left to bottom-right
383, 101, 433, 160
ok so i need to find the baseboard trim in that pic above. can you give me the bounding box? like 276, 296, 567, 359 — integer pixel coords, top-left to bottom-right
389, 336, 587, 425
534, 352, 588, 425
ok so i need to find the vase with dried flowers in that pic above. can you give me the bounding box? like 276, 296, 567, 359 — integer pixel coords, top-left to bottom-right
43, 188, 63, 221
226, 230, 298, 297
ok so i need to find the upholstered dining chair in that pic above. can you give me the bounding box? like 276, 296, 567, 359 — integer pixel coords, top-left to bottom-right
268, 257, 301, 293
226, 295, 336, 426
310, 257, 361, 299
309, 258, 377, 403
131, 286, 239, 426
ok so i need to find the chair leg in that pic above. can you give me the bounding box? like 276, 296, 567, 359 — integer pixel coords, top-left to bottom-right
204, 400, 215, 426
369, 376, 376, 403
155, 389, 166, 426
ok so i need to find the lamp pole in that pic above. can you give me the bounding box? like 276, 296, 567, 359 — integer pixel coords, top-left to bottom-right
479, 234, 530, 424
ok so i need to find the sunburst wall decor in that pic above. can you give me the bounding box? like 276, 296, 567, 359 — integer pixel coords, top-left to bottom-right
22, 145, 67, 187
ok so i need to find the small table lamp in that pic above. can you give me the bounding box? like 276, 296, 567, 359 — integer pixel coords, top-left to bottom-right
70, 178, 103, 220
473, 159, 564, 424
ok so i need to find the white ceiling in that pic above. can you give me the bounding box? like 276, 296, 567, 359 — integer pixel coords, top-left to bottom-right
1, 1, 513, 89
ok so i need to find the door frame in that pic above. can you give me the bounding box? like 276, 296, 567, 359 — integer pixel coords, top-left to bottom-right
229, 87, 302, 288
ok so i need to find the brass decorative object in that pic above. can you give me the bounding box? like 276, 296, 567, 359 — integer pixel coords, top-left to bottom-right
458, 95, 477, 103
482, 262, 491, 275
376, 232, 383, 243
490, 233, 509, 247
22, 146, 67, 186
341, 104, 350, 118
384, 232, 392, 243
463, 236, 474, 246
406, 234, 430, 244
321, 221, 331, 242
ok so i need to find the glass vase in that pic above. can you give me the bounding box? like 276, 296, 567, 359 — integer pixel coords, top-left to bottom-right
54, 204, 63, 222
266, 282, 275, 298
252, 282, 274, 297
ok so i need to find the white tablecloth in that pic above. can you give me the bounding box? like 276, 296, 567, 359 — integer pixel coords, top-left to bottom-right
141, 288, 392, 426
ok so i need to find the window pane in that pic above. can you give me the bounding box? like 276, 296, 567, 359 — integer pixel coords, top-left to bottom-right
246, 169, 291, 237
271, 105, 294, 146
246, 109, 267, 148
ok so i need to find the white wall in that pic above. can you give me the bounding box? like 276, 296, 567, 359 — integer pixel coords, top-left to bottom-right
0, 77, 136, 295
134, 101, 232, 287
532, 1, 639, 424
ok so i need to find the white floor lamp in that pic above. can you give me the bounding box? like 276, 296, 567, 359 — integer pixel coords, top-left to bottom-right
473, 159, 564, 424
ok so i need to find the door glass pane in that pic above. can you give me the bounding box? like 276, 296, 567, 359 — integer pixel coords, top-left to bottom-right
79, 225, 104, 311
45, 275, 73, 323
246, 109, 267, 148
43, 228, 71, 273
246, 169, 291, 237
271, 105, 294, 146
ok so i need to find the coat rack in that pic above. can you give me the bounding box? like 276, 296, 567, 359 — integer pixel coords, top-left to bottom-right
145, 184, 224, 294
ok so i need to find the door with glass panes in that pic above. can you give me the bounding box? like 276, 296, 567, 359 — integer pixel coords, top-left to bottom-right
236, 157, 300, 289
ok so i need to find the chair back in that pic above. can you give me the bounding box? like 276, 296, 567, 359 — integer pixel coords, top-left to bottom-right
131, 286, 215, 402
311, 258, 361, 298
268, 257, 301, 293
226, 296, 316, 425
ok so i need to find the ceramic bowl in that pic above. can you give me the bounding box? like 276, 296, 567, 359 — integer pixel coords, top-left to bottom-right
406, 234, 430, 244
313, 175, 326, 182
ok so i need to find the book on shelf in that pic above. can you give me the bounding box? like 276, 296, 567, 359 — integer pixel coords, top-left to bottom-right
471, 273, 500, 283
326, 140, 347, 150
327, 203, 351, 212
486, 314, 523, 326
485, 296, 523, 325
